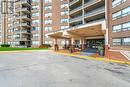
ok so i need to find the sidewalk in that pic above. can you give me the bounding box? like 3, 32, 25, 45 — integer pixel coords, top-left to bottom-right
55, 50, 130, 65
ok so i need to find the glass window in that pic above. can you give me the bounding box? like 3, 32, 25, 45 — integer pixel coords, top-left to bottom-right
112, 11, 121, 20
61, 26, 69, 30
45, 0, 52, 3
112, 6, 130, 20
44, 6, 52, 11
112, 38, 121, 45
45, 27, 52, 31
45, 13, 52, 18
112, 25, 121, 32
44, 20, 52, 24
122, 6, 130, 16
61, 4, 68, 9
112, 0, 126, 8
123, 37, 130, 45
61, 18, 69, 23
122, 22, 130, 31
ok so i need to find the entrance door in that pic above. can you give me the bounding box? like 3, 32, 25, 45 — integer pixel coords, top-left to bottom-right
86, 39, 104, 49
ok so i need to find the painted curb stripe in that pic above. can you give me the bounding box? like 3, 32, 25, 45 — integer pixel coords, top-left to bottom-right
56, 52, 130, 65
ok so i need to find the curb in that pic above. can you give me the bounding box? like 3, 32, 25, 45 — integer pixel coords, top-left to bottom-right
56, 52, 130, 65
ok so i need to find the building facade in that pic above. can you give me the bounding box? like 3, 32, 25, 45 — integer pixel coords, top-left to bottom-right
0, 0, 69, 47
107, 0, 130, 51
47, 0, 130, 56
0, 0, 130, 56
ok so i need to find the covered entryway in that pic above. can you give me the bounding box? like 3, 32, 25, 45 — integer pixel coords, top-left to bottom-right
47, 19, 108, 56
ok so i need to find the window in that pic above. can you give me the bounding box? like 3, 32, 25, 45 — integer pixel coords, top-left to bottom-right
112, 6, 130, 20
61, 26, 69, 30
45, 27, 52, 31
113, 22, 130, 32
61, 18, 69, 23
32, 41, 39, 45
112, 38, 121, 45
45, 20, 52, 24
123, 37, 130, 45
45, 41, 52, 45
32, 13, 39, 17
122, 22, 130, 31
32, 20, 39, 24
45, 13, 52, 18
61, 11, 69, 16
61, 4, 68, 9
32, 27, 40, 31
32, 34, 39, 38
45, 6, 52, 11
112, 25, 121, 32
32, 6, 39, 10
112, 11, 121, 20
122, 6, 130, 17
32, 0, 39, 2
112, 0, 126, 8
45, 0, 52, 3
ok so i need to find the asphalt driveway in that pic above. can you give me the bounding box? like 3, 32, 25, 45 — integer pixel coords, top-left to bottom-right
0, 50, 130, 87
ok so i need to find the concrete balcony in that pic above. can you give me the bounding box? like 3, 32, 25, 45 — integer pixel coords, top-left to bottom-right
21, 37, 30, 41
15, 37, 30, 41
70, 5, 82, 15
69, 0, 80, 6
16, 0, 31, 6
14, 23, 31, 28
15, 7, 31, 14
84, 0, 103, 8
84, 7, 105, 19
15, 15, 31, 21
14, 30, 31, 34
69, 16, 82, 23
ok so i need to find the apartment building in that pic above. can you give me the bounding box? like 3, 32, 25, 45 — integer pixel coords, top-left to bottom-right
47, 0, 130, 57
31, 0, 69, 47
47, 0, 107, 51
0, 0, 69, 47
107, 0, 130, 51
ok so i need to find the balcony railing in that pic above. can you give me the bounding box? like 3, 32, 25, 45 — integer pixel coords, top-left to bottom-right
84, 0, 102, 8
16, 0, 31, 5
14, 23, 31, 27
15, 15, 31, 20
69, 15, 82, 23
69, 0, 80, 6
84, 7, 105, 18
15, 30, 31, 34
16, 7, 31, 13
70, 5, 82, 14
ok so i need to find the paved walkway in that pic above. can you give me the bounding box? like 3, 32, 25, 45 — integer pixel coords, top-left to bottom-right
121, 51, 130, 61
0, 50, 130, 87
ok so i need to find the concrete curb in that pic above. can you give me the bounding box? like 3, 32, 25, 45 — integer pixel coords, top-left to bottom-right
56, 52, 130, 65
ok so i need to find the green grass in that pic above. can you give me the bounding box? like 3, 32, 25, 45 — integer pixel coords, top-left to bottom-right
0, 47, 48, 51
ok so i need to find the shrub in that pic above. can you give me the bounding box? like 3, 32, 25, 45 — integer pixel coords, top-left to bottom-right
39, 44, 51, 48
1, 44, 10, 47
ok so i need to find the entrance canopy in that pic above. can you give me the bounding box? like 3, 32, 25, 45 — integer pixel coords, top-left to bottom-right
47, 19, 106, 39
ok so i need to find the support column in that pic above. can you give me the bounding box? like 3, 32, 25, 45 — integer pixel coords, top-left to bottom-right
71, 37, 75, 52
80, 38, 84, 50
64, 39, 67, 49
54, 38, 59, 51
104, 28, 109, 58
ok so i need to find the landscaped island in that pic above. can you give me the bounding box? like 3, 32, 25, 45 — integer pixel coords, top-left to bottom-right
0, 47, 48, 51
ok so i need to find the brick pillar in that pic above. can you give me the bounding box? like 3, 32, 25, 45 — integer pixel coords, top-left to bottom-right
105, 45, 109, 58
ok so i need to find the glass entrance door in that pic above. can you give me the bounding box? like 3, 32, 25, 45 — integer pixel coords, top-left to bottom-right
86, 39, 104, 49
